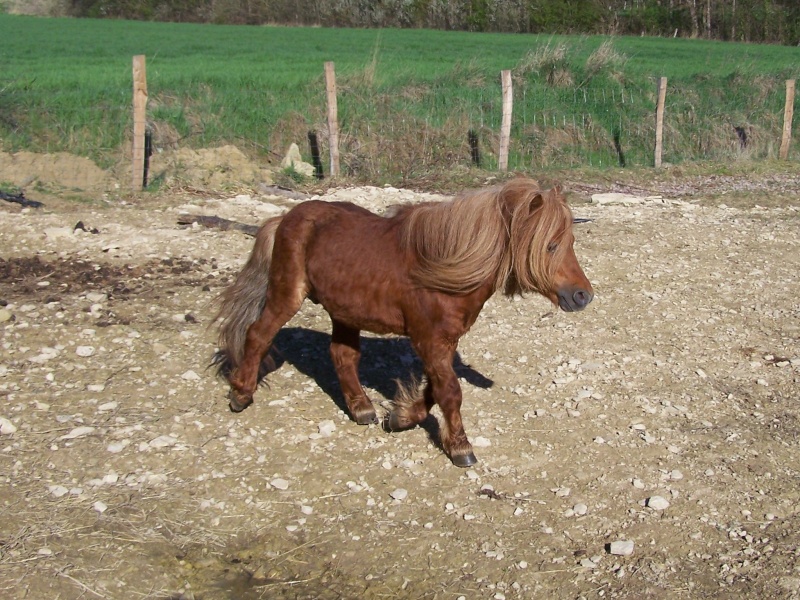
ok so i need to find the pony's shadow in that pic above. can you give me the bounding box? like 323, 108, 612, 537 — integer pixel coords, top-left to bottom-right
264, 327, 494, 450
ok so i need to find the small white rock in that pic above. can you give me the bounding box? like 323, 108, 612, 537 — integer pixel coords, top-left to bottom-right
148, 435, 177, 449
48, 485, 69, 498
106, 441, 128, 453
573, 503, 588, 516
472, 436, 492, 448
609, 540, 635, 556
270, 478, 290, 490
60, 426, 95, 440
181, 370, 201, 381
647, 496, 670, 510
75, 346, 95, 357
93, 501, 108, 513
0, 417, 17, 435
318, 420, 336, 437
390, 488, 408, 501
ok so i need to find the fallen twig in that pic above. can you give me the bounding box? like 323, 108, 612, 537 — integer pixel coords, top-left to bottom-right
177, 214, 259, 237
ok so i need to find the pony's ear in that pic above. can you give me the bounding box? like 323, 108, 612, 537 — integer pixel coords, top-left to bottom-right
526, 193, 545, 215
549, 184, 566, 202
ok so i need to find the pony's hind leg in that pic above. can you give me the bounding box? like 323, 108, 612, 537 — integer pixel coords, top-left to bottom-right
330, 320, 378, 425
228, 290, 304, 412
386, 378, 434, 432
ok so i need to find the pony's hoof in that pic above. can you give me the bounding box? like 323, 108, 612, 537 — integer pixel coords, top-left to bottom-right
228, 390, 252, 413
451, 452, 478, 468
354, 410, 379, 425
384, 412, 411, 432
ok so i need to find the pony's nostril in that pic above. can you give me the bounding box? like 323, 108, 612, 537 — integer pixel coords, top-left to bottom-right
573, 289, 592, 307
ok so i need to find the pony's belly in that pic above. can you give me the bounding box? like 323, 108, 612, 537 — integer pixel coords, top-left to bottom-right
312, 282, 407, 335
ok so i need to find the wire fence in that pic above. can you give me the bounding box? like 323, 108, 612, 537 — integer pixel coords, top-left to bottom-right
6, 58, 793, 189
326, 75, 795, 180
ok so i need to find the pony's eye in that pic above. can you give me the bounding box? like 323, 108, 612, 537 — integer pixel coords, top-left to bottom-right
547, 242, 558, 253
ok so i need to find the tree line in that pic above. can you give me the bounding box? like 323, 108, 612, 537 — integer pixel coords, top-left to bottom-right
68, 0, 800, 45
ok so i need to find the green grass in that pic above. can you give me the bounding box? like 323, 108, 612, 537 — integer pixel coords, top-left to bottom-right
0, 14, 797, 181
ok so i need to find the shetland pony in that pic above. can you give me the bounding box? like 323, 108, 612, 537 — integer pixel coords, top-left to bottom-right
214, 178, 593, 466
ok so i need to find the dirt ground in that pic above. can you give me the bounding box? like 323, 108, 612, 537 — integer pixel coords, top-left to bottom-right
1, 151, 799, 600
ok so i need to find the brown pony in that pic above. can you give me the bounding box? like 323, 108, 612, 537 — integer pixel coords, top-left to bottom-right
214, 178, 593, 467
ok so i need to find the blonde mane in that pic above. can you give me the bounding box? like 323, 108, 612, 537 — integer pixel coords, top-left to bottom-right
398, 178, 574, 296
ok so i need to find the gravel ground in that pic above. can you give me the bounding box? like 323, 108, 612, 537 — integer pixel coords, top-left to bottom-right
1, 178, 799, 600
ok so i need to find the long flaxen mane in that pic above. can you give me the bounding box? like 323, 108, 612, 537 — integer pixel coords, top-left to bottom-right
398, 178, 575, 296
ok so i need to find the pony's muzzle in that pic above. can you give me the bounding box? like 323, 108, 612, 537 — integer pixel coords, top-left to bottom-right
557, 288, 594, 312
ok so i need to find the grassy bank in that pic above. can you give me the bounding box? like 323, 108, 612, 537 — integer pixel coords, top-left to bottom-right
0, 14, 797, 184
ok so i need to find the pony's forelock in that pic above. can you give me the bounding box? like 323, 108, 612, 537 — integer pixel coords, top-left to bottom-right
506, 185, 574, 296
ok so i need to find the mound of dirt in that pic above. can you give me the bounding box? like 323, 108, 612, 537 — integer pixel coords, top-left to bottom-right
152, 145, 275, 189
0, 151, 111, 192
1, 146, 276, 196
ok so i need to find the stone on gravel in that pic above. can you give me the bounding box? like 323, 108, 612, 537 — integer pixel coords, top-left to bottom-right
647, 496, 670, 510
390, 488, 408, 501
0, 417, 17, 435
270, 478, 290, 490
318, 420, 336, 437
181, 370, 201, 381
48, 485, 69, 498
609, 540, 635, 556
0, 308, 12, 322
60, 426, 95, 440
148, 435, 177, 449
76, 346, 95, 357
573, 503, 589, 516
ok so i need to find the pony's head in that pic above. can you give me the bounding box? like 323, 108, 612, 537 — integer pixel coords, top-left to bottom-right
501, 179, 593, 312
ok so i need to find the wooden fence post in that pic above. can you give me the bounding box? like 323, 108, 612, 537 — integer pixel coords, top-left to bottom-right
779, 79, 795, 160
654, 76, 667, 168
131, 55, 148, 192
498, 70, 513, 172
324, 62, 340, 178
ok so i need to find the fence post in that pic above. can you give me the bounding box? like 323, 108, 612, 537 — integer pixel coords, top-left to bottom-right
780, 79, 795, 160
324, 62, 340, 178
131, 55, 148, 192
498, 70, 512, 172
654, 76, 667, 168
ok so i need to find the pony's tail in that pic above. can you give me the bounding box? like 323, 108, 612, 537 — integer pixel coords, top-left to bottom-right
212, 216, 283, 378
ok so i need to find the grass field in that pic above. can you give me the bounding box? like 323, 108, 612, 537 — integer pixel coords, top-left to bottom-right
0, 14, 797, 182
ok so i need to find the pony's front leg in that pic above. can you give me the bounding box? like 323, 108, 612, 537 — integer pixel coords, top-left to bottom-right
430, 370, 476, 467
398, 339, 476, 467
330, 320, 378, 425
229, 302, 299, 412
